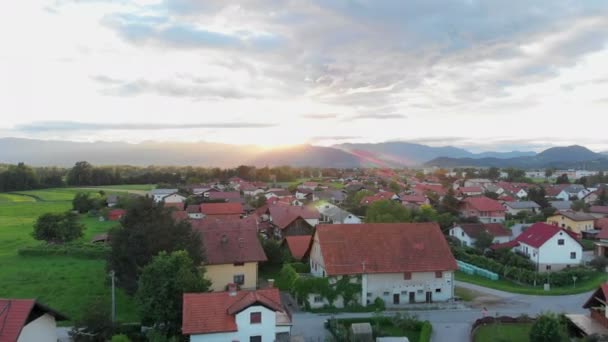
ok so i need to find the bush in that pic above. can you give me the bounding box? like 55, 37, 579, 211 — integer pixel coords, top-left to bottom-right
529, 313, 565, 342
18, 242, 110, 259
373, 297, 385, 311
419, 321, 433, 342
290, 261, 311, 273
275, 264, 298, 291
111, 335, 131, 342
590, 256, 608, 272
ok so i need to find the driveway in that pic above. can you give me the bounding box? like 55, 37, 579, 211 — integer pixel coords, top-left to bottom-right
290, 283, 594, 342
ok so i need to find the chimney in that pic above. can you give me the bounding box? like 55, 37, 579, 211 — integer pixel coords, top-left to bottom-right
267, 279, 275, 288
228, 283, 237, 296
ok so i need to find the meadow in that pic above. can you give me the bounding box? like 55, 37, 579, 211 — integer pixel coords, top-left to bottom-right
0, 185, 152, 323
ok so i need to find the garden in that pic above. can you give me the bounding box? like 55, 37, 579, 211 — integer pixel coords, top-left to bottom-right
325, 314, 432, 342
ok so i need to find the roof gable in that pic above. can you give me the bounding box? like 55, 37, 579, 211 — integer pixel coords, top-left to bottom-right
0, 299, 67, 341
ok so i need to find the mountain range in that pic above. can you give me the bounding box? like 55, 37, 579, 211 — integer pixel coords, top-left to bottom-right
0, 137, 604, 169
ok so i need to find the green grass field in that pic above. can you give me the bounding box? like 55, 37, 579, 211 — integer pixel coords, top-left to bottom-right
473, 323, 532, 342
11, 184, 153, 201
456, 270, 608, 296
0, 187, 148, 323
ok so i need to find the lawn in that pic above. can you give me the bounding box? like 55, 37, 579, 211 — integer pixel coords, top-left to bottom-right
11, 184, 153, 201
0, 193, 36, 202
473, 323, 532, 342
0, 197, 137, 324
456, 270, 608, 295
328, 317, 423, 342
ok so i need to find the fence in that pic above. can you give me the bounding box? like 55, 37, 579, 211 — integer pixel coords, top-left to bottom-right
457, 260, 499, 280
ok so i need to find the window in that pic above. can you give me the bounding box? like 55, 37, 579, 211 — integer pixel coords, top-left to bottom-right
435, 271, 442, 279
250, 312, 261, 324
435, 288, 442, 293
546, 265, 551, 271
313, 295, 323, 303
557, 239, 564, 246
383, 291, 390, 296
250, 336, 262, 342
461, 231, 464, 237
233, 274, 245, 285
233, 262, 244, 266
367, 292, 372, 297
570, 252, 577, 259
403, 272, 412, 280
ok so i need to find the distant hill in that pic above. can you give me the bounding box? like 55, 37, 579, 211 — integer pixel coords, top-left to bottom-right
425, 145, 608, 169
249, 145, 364, 168
336, 142, 534, 166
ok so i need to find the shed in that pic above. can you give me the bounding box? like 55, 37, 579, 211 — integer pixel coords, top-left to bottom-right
350, 322, 373, 342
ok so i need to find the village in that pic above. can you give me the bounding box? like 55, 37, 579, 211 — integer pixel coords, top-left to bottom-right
4, 164, 608, 342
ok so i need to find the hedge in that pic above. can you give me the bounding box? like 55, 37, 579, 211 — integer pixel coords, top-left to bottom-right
419, 321, 432, 342
453, 247, 597, 287
18, 242, 110, 259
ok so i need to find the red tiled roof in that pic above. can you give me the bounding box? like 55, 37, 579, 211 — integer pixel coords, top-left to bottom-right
400, 195, 427, 204
413, 183, 447, 196
164, 202, 184, 211
489, 240, 520, 250
108, 209, 126, 221
583, 284, 608, 309
590, 206, 608, 215
360, 191, 396, 205
171, 210, 189, 222
208, 192, 242, 200
191, 217, 266, 265
182, 288, 284, 335
200, 203, 244, 216
515, 222, 578, 248
0, 299, 67, 341
186, 204, 201, 214
458, 223, 511, 238
284, 235, 312, 260
458, 186, 483, 193
462, 196, 505, 212
315, 223, 457, 276
269, 205, 319, 230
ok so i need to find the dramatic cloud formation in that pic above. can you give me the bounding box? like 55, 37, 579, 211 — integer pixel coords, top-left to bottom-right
0, 0, 607, 150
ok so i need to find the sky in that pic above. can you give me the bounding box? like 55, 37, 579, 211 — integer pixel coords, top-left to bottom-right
1, 0, 608, 152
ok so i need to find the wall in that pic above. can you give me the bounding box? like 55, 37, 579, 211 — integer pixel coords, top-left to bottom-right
449, 227, 474, 247
365, 271, 454, 307
518, 231, 582, 271
17, 313, 57, 342
309, 232, 327, 277
205, 262, 258, 292
190, 306, 280, 342
547, 215, 594, 234
164, 194, 185, 203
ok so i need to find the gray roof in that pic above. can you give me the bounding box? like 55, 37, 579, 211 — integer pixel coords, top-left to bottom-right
317, 204, 357, 222
149, 188, 178, 195
550, 201, 572, 210
504, 201, 541, 209
314, 190, 346, 201
563, 184, 585, 193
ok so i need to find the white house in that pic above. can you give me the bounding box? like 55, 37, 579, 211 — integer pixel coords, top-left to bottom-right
162, 193, 187, 204
503, 201, 541, 216
315, 203, 362, 224
0, 299, 68, 342
149, 188, 179, 203
308, 223, 457, 308
182, 286, 292, 342
514, 222, 582, 272
449, 223, 511, 247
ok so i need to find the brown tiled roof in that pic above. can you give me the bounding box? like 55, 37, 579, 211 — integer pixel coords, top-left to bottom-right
553, 210, 595, 222
269, 205, 319, 230
590, 206, 608, 215
596, 218, 608, 232
284, 235, 312, 260
200, 203, 244, 216
186, 204, 201, 213
171, 210, 189, 222
0, 299, 68, 341
191, 217, 266, 265
462, 196, 505, 212
458, 223, 511, 238
182, 288, 285, 335
315, 223, 457, 276
208, 192, 242, 200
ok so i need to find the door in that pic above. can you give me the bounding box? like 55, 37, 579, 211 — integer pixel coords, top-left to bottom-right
409, 292, 415, 303
393, 293, 400, 305
426, 291, 433, 303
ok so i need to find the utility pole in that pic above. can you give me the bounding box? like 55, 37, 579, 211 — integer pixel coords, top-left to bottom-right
110, 270, 116, 322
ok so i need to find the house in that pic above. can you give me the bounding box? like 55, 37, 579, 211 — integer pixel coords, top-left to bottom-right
0, 298, 68, 342
459, 196, 506, 223
312, 190, 346, 204
295, 189, 313, 201
283, 235, 312, 261
360, 191, 399, 206
268, 205, 320, 239
400, 195, 429, 208
556, 185, 586, 201
107, 209, 126, 221
583, 191, 600, 205
164, 202, 185, 211
192, 187, 220, 197
186, 204, 203, 219
589, 206, 608, 219
171, 210, 189, 222
594, 227, 608, 258
546, 211, 595, 235
503, 201, 541, 216
208, 192, 244, 204
242, 184, 265, 198
514, 222, 582, 271
549, 201, 573, 212
464, 179, 492, 188
182, 286, 292, 342
456, 186, 483, 197
316, 203, 361, 224
162, 193, 187, 204
449, 223, 511, 247
568, 284, 608, 336
200, 203, 244, 219
149, 188, 179, 203
191, 217, 266, 292
300, 182, 320, 190
106, 194, 119, 207
265, 189, 291, 200
308, 223, 457, 308
412, 183, 447, 197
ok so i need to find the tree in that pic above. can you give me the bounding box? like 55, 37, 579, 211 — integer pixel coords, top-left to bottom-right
351, 189, 374, 206
33, 212, 84, 243
388, 181, 402, 194
487, 167, 500, 181
555, 174, 570, 184
505, 168, 526, 182
571, 200, 587, 212
544, 169, 554, 179
483, 191, 499, 200
73, 192, 94, 213
365, 200, 413, 223
136, 251, 209, 337
70, 297, 116, 342
529, 313, 565, 342
595, 188, 608, 206
0, 162, 40, 191
589, 256, 608, 272
67, 161, 94, 186
527, 186, 550, 209
438, 188, 460, 215
474, 231, 494, 250
108, 197, 204, 294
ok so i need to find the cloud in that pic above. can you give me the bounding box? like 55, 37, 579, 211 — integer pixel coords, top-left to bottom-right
15, 121, 276, 132
349, 113, 407, 120
300, 113, 340, 119
310, 135, 360, 141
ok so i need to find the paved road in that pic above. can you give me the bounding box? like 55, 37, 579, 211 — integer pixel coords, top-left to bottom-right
291, 283, 594, 342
